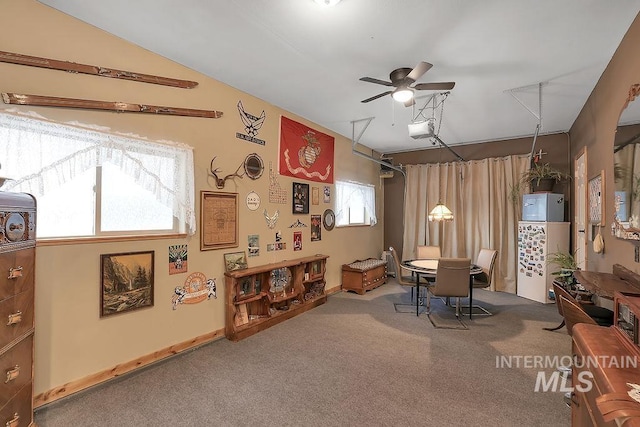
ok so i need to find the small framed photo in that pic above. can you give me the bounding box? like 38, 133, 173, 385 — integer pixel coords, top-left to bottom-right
312, 187, 320, 205
224, 251, 248, 272
292, 182, 309, 214
101, 251, 154, 317
237, 276, 255, 300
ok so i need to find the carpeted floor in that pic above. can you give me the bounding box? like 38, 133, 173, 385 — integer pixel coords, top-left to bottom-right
35, 279, 572, 426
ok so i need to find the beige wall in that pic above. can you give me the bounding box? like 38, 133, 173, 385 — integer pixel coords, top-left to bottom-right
569, 12, 640, 274
1, 1, 383, 396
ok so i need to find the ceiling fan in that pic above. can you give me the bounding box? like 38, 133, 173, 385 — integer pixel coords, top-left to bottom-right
359, 61, 455, 106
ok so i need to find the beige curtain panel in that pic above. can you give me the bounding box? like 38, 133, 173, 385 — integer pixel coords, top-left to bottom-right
402, 155, 528, 293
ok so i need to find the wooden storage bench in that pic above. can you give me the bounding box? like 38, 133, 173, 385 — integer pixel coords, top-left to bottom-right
342, 258, 387, 295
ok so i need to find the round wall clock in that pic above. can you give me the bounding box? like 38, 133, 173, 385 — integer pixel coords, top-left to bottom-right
322, 209, 335, 231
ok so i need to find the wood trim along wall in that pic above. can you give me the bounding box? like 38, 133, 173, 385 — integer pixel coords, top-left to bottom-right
34, 329, 225, 407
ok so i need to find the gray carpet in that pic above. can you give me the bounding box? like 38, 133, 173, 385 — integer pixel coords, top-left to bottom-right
35, 279, 571, 426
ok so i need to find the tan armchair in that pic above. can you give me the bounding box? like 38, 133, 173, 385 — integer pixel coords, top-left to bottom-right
416, 245, 441, 260
389, 246, 429, 313
425, 258, 471, 328
462, 248, 497, 316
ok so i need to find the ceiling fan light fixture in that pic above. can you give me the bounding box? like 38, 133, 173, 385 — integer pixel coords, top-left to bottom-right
313, 0, 342, 6
392, 87, 414, 103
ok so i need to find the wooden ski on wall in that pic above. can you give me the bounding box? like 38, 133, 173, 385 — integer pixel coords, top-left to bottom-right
0, 50, 198, 89
2, 93, 223, 119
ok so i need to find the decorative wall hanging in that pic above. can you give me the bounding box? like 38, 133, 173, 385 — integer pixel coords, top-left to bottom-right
2, 93, 222, 118
268, 162, 287, 204
323, 209, 335, 231
279, 116, 335, 183
267, 242, 286, 251
171, 273, 217, 310
209, 157, 244, 189
289, 219, 308, 228
244, 153, 264, 179
263, 209, 279, 229
312, 187, 320, 205
311, 215, 322, 241
0, 50, 199, 88
200, 191, 238, 251
236, 101, 266, 145
292, 182, 310, 214
223, 251, 248, 272
100, 251, 154, 317
168, 244, 188, 275
589, 170, 604, 224
324, 186, 331, 203
246, 191, 260, 211
248, 234, 260, 257
293, 231, 303, 251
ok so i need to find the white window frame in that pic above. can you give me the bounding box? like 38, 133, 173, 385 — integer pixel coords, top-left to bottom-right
0, 111, 195, 240
335, 180, 377, 227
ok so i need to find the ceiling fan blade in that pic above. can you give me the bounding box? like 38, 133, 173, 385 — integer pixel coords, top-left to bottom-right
359, 77, 394, 87
405, 61, 433, 82
414, 82, 456, 91
361, 91, 392, 103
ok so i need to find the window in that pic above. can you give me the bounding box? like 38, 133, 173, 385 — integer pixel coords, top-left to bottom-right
0, 112, 195, 239
335, 180, 377, 227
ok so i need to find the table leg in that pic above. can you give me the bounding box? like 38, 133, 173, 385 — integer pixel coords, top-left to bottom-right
468, 276, 473, 320
416, 272, 421, 316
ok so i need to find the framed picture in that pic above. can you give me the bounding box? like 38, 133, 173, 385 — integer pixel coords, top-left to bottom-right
312, 187, 319, 205
588, 170, 604, 224
101, 251, 154, 317
292, 182, 309, 214
224, 251, 248, 272
237, 276, 255, 300
311, 214, 321, 241
201, 191, 238, 251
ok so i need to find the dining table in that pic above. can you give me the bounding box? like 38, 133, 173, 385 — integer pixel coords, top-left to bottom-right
401, 259, 484, 319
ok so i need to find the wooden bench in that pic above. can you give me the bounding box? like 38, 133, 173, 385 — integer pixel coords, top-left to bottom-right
341, 258, 387, 295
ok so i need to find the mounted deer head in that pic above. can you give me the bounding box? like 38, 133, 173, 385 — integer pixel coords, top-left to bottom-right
209, 157, 245, 189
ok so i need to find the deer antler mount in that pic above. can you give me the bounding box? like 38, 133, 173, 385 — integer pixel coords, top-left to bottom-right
209, 157, 245, 189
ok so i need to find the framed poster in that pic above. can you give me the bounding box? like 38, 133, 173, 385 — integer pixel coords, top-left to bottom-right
224, 251, 248, 272
292, 182, 309, 214
588, 170, 604, 224
101, 251, 154, 317
201, 191, 238, 250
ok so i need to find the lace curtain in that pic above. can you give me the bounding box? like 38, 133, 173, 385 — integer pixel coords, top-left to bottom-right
335, 180, 377, 226
402, 155, 528, 293
0, 111, 196, 235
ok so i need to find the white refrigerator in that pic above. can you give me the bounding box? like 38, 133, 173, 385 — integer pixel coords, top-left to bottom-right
517, 221, 570, 304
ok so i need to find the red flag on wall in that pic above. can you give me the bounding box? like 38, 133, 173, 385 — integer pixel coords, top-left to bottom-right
279, 116, 334, 183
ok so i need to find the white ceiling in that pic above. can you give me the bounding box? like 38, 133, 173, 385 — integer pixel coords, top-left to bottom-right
38, 0, 640, 154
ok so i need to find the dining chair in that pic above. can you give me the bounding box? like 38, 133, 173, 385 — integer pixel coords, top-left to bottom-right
461, 248, 497, 316
389, 246, 428, 313
544, 282, 613, 332
416, 245, 441, 260
424, 258, 471, 329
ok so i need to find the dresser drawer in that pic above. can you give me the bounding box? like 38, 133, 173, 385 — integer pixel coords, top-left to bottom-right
0, 382, 33, 427
0, 248, 35, 302
0, 334, 33, 406
0, 289, 34, 350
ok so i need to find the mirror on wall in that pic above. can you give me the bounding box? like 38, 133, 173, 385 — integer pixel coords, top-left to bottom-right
612, 84, 640, 240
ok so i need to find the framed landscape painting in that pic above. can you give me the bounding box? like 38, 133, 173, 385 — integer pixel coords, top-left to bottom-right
101, 251, 154, 317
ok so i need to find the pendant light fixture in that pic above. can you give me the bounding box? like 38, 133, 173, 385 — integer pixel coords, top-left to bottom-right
428, 141, 454, 222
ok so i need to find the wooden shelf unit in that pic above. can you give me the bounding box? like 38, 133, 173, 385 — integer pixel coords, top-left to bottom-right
224, 255, 328, 341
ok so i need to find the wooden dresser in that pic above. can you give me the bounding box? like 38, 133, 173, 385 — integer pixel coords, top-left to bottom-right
572, 291, 640, 426
0, 192, 36, 427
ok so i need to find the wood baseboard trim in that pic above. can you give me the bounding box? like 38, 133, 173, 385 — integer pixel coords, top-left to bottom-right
326, 285, 342, 295
34, 329, 225, 408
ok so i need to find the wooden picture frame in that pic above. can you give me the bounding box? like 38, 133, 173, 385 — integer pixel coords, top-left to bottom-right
101, 251, 154, 317
588, 170, 605, 224
292, 182, 309, 214
236, 276, 255, 301
224, 251, 248, 272
201, 191, 238, 250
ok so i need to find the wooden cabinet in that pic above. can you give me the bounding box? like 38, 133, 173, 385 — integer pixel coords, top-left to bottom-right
0, 192, 36, 427
341, 258, 387, 295
224, 255, 328, 341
